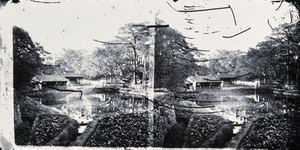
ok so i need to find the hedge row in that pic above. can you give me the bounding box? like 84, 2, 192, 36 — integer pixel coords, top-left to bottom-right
240, 114, 299, 149
84, 112, 149, 147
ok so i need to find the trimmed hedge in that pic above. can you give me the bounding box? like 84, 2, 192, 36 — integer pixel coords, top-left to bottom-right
153, 94, 177, 147
84, 112, 149, 147
184, 114, 233, 148
31, 114, 78, 146
15, 121, 32, 145
163, 122, 186, 147
240, 114, 299, 149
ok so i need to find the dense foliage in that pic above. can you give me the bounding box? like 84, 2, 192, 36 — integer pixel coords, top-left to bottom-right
55, 23, 153, 85
246, 23, 300, 86
13, 26, 43, 91
84, 112, 149, 147
207, 22, 300, 90
31, 114, 70, 145
208, 50, 249, 76
184, 115, 224, 147
55, 49, 86, 75
154, 19, 202, 90
153, 94, 177, 147
15, 121, 32, 145
163, 122, 186, 147
241, 114, 299, 149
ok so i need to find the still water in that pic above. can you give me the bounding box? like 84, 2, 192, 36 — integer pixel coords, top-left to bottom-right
45, 90, 149, 133
193, 87, 300, 134
43, 86, 299, 134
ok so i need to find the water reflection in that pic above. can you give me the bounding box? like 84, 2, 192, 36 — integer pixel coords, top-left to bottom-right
195, 89, 300, 133
47, 92, 149, 128
89, 93, 148, 115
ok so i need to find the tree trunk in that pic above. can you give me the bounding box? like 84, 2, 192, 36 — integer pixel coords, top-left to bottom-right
142, 53, 147, 90
297, 56, 300, 93
130, 42, 138, 84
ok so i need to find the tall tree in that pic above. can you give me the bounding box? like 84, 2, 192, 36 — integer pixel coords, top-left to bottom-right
154, 19, 202, 90
55, 49, 85, 74
246, 23, 300, 86
92, 43, 133, 81
94, 23, 153, 84
208, 50, 249, 76
13, 26, 43, 91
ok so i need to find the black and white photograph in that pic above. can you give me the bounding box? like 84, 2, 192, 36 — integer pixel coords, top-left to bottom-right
1, 0, 155, 148
1, 0, 300, 149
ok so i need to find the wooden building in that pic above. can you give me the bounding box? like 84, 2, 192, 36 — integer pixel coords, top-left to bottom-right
218, 74, 239, 86
63, 68, 83, 84
64, 74, 83, 84
185, 75, 222, 91
218, 73, 251, 86
32, 74, 68, 91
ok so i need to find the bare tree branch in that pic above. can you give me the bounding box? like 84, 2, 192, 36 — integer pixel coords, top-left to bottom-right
88, 60, 103, 69
222, 27, 251, 38
173, 54, 224, 62
177, 34, 194, 39
196, 57, 226, 62
191, 48, 210, 52
173, 41, 209, 52
93, 39, 130, 45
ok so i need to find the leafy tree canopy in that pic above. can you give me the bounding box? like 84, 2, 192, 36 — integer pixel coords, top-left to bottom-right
13, 26, 43, 91
154, 19, 203, 90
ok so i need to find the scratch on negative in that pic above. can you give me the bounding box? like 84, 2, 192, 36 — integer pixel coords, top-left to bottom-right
167, 2, 237, 26
267, 19, 274, 30
275, 0, 284, 11
30, 0, 61, 4
222, 27, 251, 38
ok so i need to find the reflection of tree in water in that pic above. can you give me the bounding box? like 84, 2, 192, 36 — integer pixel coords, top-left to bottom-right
89, 94, 149, 119
210, 93, 300, 124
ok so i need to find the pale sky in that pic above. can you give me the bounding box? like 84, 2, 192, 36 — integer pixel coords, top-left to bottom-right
158, 0, 299, 57
1, 0, 155, 57
1, 0, 299, 58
